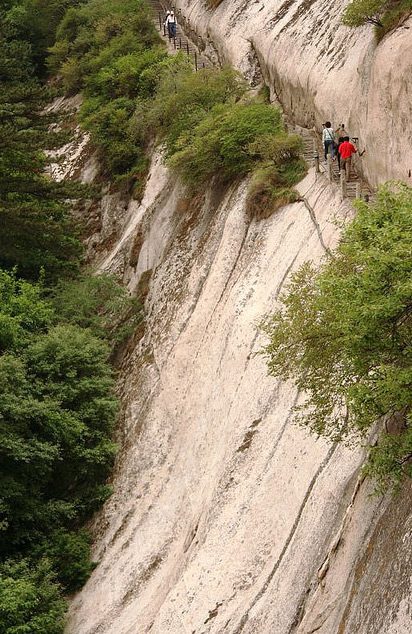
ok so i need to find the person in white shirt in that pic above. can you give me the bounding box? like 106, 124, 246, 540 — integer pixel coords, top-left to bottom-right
322, 121, 335, 161
164, 11, 177, 39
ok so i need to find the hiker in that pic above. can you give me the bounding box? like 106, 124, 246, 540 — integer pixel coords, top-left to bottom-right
335, 123, 348, 171
164, 10, 177, 39
338, 136, 357, 180
322, 121, 335, 161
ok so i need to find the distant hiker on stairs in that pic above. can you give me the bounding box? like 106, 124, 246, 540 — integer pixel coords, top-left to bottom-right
164, 10, 177, 39
322, 121, 335, 161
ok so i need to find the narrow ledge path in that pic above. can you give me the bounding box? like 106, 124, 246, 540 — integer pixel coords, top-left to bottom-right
146, 0, 374, 207
147, 0, 212, 69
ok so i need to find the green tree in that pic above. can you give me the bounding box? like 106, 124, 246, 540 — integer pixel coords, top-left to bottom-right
342, 0, 386, 26
342, 0, 412, 31
0, 271, 117, 587
6, 0, 84, 75
262, 182, 412, 489
38, 529, 94, 592
0, 9, 83, 282
0, 325, 117, 554
0, 558, 66, 634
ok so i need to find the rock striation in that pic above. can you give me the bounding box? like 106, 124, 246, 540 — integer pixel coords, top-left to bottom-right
175, 0, 412, 188
65, 2, 412, 632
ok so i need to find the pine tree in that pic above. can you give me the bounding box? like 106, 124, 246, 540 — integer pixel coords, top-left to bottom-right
0, 8, 82, 282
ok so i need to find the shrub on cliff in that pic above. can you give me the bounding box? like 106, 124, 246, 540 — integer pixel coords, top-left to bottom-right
262, 182, 412, 489
49, 0, 161, 179
246, 166, 303, 219
343, 0, 412, 35
245, 133, 306, 217
148, 65, 247, 155
51, 272, 144, 343
50, 0, 160, 89
168, 102, 283, 185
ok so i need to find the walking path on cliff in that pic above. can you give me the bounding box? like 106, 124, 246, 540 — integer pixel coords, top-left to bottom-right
147, 0, 373, 204
291, 124, 373, 202
148, 0, 212, 69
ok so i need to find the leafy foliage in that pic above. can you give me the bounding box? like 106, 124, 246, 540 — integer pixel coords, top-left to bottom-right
38, 529, 94, 592
246, 133, 306, 217
0, 271, 118, 566
49, 0, 161, 179
147, 65, 247, 156
342, 0, 412, 35
246, 165, 303, 219
0, 5, 83, 282
168, 103, 283, 185
6, 0, 84, 75
262, 182, 412, 488
0, 559, 66, 634
0, 267, 139, 622
51, 272, 144, 342
50, 0, 303, 204
343, 0, 387, 26
0, 1, 146, 628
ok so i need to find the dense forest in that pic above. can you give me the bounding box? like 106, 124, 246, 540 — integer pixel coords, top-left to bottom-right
0, 1, 142, 631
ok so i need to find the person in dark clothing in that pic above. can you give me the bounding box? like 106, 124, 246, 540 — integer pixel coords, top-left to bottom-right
335, 124, 348, 171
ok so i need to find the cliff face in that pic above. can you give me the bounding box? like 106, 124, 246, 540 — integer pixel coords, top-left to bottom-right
176, 0, 412, 188
65, 3, 412, 633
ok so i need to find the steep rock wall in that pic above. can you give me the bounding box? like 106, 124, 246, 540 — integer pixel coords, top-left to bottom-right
66, 152, 398, 634
64, 4, 412, 632
175, 0, 412, 188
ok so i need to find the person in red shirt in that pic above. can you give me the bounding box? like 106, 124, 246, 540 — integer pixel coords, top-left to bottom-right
338, 136, 357, 180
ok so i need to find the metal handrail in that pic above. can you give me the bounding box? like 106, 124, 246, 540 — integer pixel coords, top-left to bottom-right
156, 8, 207, 72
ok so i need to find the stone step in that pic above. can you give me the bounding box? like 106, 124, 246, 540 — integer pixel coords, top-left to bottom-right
148, 1, 374, 203
147, 0, 211, 68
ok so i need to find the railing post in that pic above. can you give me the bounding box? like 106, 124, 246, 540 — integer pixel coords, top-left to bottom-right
340, 171, 347, 200
163, 24, 166, 36
194, 50, 198, 71
355, 182, 361, 199
327, 155, 333, 181
186, 41, 189, 56
179, 37, 181, 49
173, 36, 176, 49
313, 139, 320, 173
158, 12, 162, 31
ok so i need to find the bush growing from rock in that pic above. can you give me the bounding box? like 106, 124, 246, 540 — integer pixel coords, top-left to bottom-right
343, 0, 412, 35
262, 182, 412, 489
168, 102, 283, 184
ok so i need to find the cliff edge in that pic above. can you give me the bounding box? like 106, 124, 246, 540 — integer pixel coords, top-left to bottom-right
176, 0, 412, 188
65, 2, 412, 633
